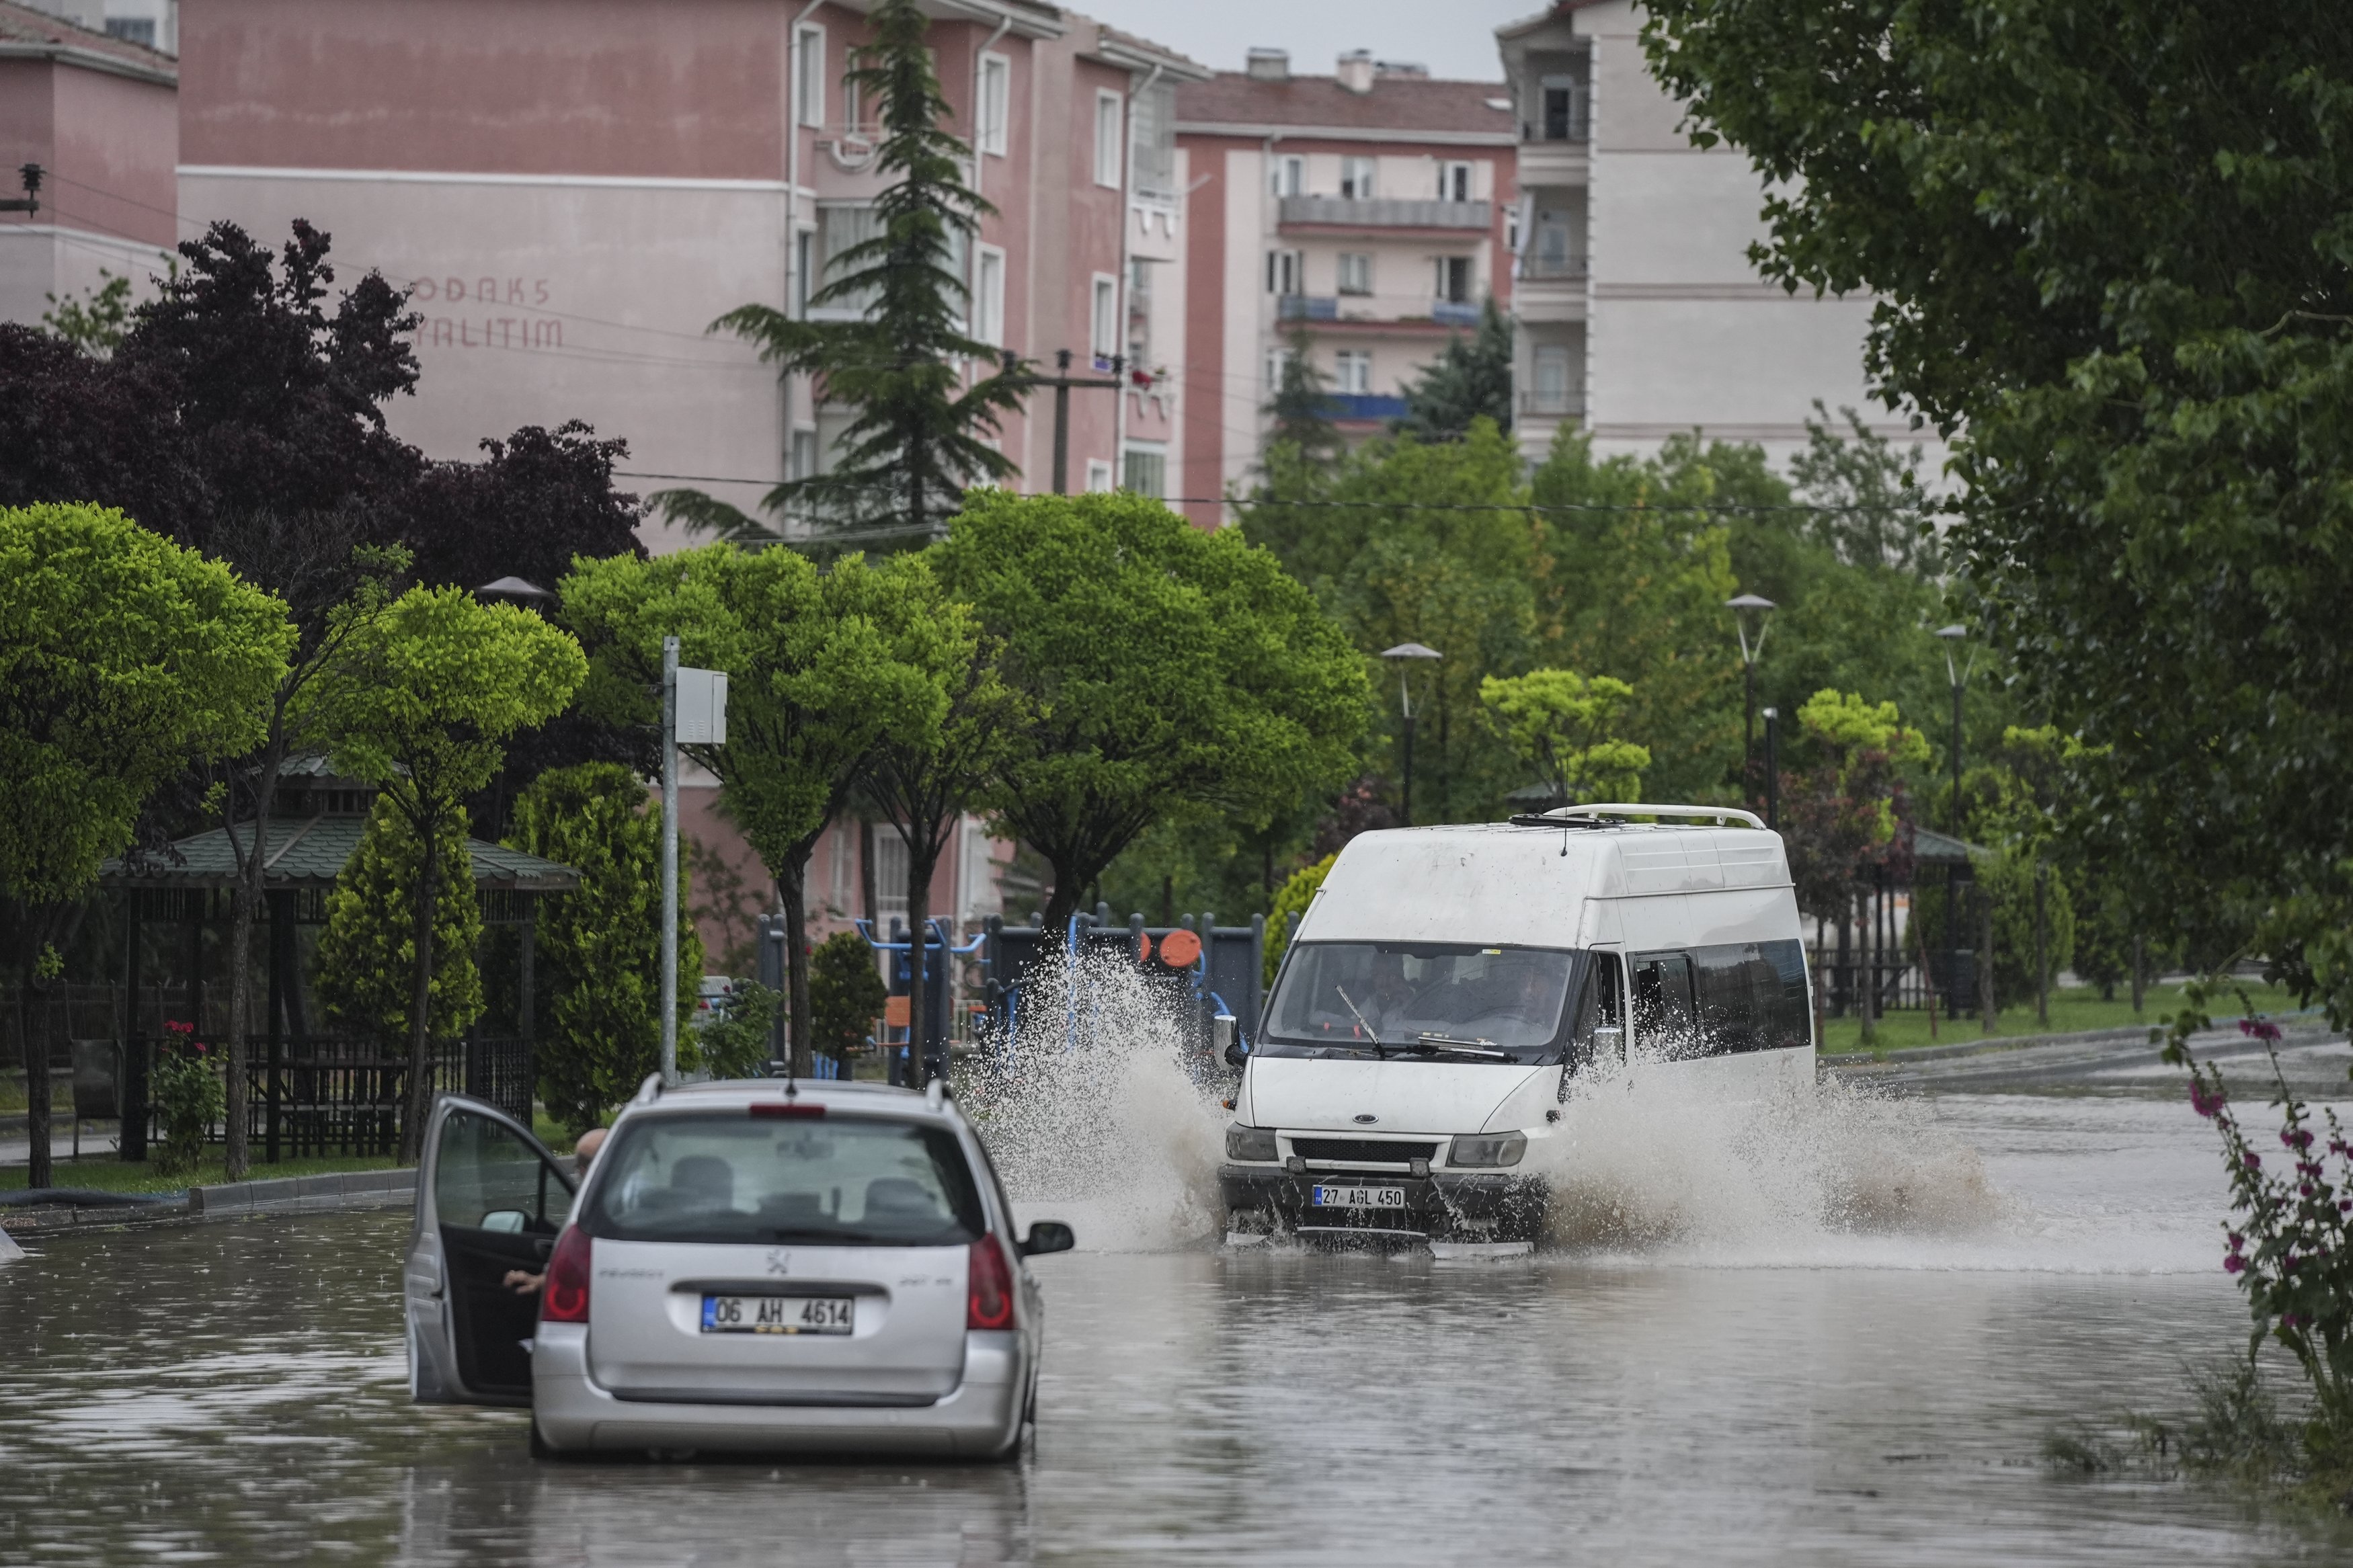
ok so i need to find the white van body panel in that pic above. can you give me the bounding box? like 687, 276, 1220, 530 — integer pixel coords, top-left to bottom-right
1244, 1057, 1551, 1137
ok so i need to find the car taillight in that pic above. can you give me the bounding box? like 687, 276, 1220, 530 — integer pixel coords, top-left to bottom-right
967, 1235, 1016, 1331
541, 1225, 592, 1323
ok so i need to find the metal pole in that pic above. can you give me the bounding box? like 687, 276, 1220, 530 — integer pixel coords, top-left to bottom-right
1762, 707, 1780, 831
660, 636, 680, 1085
2033, 860, 2050, 1026
1743, 658, 1755, 800
1950, 677, 1964, 835
1400, 712, 1417, 827
1052, 349, 1072, 493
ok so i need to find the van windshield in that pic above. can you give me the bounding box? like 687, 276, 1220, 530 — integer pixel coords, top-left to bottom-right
581, 1113, 986, 1247
1260, 942, 1579, 1062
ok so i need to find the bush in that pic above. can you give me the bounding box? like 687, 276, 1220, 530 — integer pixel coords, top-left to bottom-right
697, 981, 779, 1080
808, 932, 887, 1064
150, 1022, 223, 1180
1264, 854, 1335, 989
314, 797, 483, 1044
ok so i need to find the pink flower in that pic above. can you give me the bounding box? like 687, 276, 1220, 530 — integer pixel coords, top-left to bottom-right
2241, 1018, 2284, 1044
2190, 1079, 2228, 1118
2225, 1255, 2247, 1274
2245, 1153, 2263, 1169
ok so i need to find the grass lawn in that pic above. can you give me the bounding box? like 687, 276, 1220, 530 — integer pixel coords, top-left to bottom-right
1817, 980, 2309, 1055
1, 1149, 407, 1196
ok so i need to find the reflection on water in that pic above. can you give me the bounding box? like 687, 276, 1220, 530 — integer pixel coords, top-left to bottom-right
1, 1095, 2348, 1565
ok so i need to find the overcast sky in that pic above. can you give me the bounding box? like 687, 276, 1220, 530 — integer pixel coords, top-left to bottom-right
1075, 0, 1542, 83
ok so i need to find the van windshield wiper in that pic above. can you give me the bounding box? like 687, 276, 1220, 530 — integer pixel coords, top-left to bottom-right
1332, 985, 1390, 1058
1411, 1032, 1510, 1060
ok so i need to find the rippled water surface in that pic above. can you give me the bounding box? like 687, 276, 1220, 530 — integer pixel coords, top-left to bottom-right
2, 1089, 2348, 1566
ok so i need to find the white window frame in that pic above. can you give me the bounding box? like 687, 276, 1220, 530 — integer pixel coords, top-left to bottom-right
1085, 459, 1115, 493
1266, 248, 1302, 296
793, 226, 816, 318
1269, 154, 1304, 197
1435, 255, 1472, 304
1443, 161, 1475, 202
1341, 156, 1376, 200
1337, 252, 1372, 296
978, 52, 1010, 157
1121, 443, 1168, 499
790, 425, 820, 481
1334, 349, 1371, 396
795, 24, 826, 130
1094, 90, 1125, 188
975, 243, 1007, 347
1533, 344, 1573, 411
1090, 273, 1119, 363
1265, 343, 1295, 392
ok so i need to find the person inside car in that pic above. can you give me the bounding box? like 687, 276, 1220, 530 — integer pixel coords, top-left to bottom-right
504, 1126, 606, 1295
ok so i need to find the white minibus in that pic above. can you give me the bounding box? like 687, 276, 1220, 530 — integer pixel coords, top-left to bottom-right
1218, 805, 1814, 1248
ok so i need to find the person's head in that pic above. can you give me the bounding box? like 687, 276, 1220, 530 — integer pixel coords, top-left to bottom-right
575, 1126, 608, 1173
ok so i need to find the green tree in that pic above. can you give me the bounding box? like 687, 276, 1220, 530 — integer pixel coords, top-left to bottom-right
1480, 669, 1651, 806
561, 545, 945, 1073
655, 0, 1022, 547
501, 763, 702, 1133
935, 489, 1367, 927
298, 585, 585, 1159
1263, 328, 1345, 470
1263, 853, 1337, 989
0, 503, 292, 1188
1640, 0, 2353, 1028
1393, 297, 1515, 442
809, 930, 889, 1064
856, 594, 1024, 1081
42, 270, 132, 357
315, 797, 485, 1047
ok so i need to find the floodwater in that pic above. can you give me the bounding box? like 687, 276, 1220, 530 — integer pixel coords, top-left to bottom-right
3, 1077, 2349, 1567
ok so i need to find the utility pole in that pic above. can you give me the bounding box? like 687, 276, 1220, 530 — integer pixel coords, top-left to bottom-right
1015, 350, 1126, 493
0, 163, 40, 216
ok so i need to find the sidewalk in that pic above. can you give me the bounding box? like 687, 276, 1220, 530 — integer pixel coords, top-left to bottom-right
1, 1166, 418, 1237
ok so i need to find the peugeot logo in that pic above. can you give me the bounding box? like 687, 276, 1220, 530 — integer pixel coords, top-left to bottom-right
1353, 1114, 1378, 1124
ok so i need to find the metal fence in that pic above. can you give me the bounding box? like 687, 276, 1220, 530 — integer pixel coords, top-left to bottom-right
1812, 944, 1983, 1020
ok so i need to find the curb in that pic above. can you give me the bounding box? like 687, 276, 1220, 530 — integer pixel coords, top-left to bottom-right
188, 1167, 416, 1218
1821, 1019, 2338, 1071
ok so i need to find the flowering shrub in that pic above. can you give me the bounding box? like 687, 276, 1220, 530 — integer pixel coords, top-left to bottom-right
2188, 1017, 2353, 1436
151, 1022, 223, 1179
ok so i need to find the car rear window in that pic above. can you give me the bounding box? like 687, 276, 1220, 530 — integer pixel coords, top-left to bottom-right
582, 1112, 986, 1247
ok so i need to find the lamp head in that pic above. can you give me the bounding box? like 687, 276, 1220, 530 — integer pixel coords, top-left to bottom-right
1380, 642, 1443, 661
1724, 594, 1776, 665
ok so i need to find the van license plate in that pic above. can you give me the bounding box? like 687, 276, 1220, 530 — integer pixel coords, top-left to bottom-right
1311, 1184, 1408, 1210
701, 1294, 856, 1335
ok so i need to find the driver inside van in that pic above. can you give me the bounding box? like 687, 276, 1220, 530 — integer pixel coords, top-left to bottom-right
1365, 951, 1417, 1038
1456, 956, 1565, 1044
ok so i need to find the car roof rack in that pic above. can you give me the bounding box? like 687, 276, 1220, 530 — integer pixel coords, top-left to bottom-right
1507, 803, 1765, 831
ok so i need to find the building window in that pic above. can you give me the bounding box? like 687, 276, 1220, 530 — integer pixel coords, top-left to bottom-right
874, 827, 910, 921
105, 16, 156, 44
790, 427, 819, 481
1334, 349, 1371, 395
1127, 257, 1153, 367
1269, 154, 1305, 198
1131, 81, 1176, 198
795, 25, 826, 129
1121, 446, 1167, 499
973, 246, 1006, 346
817, 204, 883, 313
1337, 253, 1372, 296
1439, 161, 1473, 202
1341, 157, 1377, 200
793, 228, 815, 316
1091, 274, 1119, 365
1265, 344, 1295, 392
979, 54, 1010, 156
843, 78, 863, 135
1533, 345, 1573, 413
1435, 255, 1472, 305
1094, 91, 1124, 188
1266, 249, 1302, 296
1540, 73, 1585, 141
1085, 459, 1115, 493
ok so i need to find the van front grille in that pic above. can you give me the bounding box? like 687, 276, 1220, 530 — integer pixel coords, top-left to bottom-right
1289, 1138, 1439, 1165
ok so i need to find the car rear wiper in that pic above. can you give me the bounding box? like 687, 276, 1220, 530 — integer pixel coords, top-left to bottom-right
1412, 1032, 1509, 1060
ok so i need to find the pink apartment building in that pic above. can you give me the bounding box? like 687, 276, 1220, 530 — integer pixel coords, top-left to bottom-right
154, 0, 1202, 965
1176, 48, 1517, 528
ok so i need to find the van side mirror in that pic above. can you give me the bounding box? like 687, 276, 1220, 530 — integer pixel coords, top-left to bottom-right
1019, 1221, 1076, 1257
1215, 1013, 1245, 1068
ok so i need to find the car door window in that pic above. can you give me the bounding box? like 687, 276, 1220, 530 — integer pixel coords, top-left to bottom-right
436, 1108, 565, 1235
1631, 953, 1699, 1060
1566, 953, 1624, 1074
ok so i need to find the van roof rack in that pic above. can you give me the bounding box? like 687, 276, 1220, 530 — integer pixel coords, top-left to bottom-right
1507, 803, 1765, 830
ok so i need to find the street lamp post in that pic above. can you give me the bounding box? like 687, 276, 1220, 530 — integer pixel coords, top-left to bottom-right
1761, 706, 1780, 831
1935, 624, 1975, 1022
1726, 594, 1776, 808
1380, 642, 1443, 826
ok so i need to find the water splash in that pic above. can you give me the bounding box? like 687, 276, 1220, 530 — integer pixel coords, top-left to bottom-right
965, 946, 1229, 1251
1536, 1051, 2010, 1260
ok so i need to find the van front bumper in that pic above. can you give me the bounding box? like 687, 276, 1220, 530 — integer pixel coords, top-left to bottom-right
1217, 1162, 1548, 1241
531, 1323, 1026, 1457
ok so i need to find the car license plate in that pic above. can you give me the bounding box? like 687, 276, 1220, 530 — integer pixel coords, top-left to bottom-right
1311, 1184, 1408, 1210
701, 1294, 856, 1335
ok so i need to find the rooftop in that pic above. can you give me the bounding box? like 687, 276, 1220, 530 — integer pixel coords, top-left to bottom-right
1177, 70, 1511, 138
0, 0, 175, 81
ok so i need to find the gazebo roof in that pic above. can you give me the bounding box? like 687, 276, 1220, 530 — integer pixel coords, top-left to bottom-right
101, 817, 579, 894
1909, 824, 1985, 865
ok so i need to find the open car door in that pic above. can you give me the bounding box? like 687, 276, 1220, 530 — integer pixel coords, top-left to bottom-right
405, 1094, 574, 1407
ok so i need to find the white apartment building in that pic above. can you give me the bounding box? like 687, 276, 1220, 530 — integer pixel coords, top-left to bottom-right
1499, 1, 1896, 468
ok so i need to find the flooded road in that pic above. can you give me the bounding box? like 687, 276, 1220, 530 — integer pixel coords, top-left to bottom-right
2, 1083, 2348, 1566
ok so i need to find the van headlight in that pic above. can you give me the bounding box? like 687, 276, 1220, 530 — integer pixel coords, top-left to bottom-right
1449, 1132, 1527, 1168
1226, 1123, 1279, 1162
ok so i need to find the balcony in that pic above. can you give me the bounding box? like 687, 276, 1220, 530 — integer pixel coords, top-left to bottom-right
1520, 251, 1588, 282
1277, 294, 1339, 322
1519, 388, 1586, 421
1324, 393, 1409, 423
1278, 196, 1492, 233
1279, 295, 1484, 331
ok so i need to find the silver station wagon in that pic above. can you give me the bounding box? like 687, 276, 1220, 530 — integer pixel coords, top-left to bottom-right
405, 1077, 1073, 1460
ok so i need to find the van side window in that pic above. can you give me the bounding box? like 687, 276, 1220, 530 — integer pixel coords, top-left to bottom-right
1692, 939, 1812, 1055
1566, 953, 1624, 1071
1630, 953, 1699, 1059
